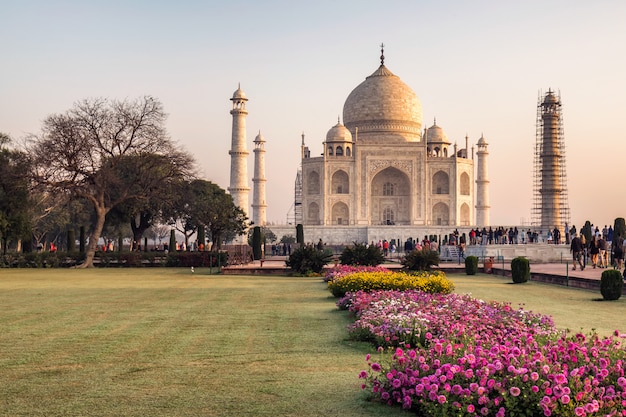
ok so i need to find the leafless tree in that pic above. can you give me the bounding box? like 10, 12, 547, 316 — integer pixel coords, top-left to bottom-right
29, 96, 194, 267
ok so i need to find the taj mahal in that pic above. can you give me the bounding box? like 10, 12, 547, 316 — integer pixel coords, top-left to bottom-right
228, 47, 492, 245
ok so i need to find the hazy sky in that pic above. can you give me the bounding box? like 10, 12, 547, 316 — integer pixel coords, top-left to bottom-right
2, 0, 625, 229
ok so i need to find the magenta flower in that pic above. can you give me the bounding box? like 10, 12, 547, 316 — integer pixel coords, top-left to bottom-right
510, 386, 521, 396
370, 362, 381, 372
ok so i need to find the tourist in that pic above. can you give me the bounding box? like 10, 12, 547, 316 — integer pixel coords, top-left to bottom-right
570, 233, 584, 271
590, 235, 600, 268
598, 236, 608, 268
613, 234, 624, 269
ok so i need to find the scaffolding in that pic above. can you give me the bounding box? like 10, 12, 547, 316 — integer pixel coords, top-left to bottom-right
294, 169, 303, 224
531, 90, 571, 232
286, 169, 303, 225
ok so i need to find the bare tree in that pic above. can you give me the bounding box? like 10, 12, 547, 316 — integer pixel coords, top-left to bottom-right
29, 96, 194, 267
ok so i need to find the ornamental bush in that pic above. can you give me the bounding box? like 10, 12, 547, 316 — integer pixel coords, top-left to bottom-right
511, 256, 530, 283
464, 255, 478, 275
600, 269, 623, 300
339, 242, 384, 266
327, 270, 454, 298
285, 245, 333, 275
401, 249, 439, 271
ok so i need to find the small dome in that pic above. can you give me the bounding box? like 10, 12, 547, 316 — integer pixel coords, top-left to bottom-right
426, 121, 450, 144
543, 90, 558, 105
326, 121, 353, 142
254, 131, 265, 143
477, 135, 488, 146
231, 84, 247, 100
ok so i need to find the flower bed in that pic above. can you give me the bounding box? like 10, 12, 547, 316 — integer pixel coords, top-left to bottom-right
327, 269, 454, 298
349, 290, 626, 416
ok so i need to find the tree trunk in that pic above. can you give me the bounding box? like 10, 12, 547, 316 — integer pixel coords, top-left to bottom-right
78, 205, 108, 268
131, 212, 152, 252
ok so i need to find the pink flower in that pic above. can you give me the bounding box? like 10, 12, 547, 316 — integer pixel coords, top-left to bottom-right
370, 363, 381, 372
467, 404, 475, 413
358, 370, 367, 379
509, 386, 521, 397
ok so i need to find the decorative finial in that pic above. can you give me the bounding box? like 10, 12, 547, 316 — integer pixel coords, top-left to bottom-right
433, 117, 437, 126
337, 115, 340, 124
380, 43, 385, 65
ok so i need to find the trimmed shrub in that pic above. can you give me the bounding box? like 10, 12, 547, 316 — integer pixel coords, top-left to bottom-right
401, 249, 439, 271
296, 224, 304, 246
285, 245, 333, 275
600, 269, 623, 300
511, 256, 530, 283
340, 242, 384, 266
465, 255, 478, 275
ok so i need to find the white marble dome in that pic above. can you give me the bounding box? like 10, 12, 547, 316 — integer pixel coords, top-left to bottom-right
343, 64, 422, 139
426, 121, 450, 144
326, 121, 352, 142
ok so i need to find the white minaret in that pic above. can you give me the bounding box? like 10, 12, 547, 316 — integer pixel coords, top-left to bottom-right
252, 131, 267, 226
228, 84, 250, 218
475, 134, 490, 227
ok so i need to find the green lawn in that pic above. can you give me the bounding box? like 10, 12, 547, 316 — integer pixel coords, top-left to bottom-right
0, 269, 623, 416
0, 269, 401, 417
450, 273, 626, 337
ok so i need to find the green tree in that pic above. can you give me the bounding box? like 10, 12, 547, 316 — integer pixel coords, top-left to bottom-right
29, 96, 193, 267
0, 133, 32, 254
166, 180, 247, 249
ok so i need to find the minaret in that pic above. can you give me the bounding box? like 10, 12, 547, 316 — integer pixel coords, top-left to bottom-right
252, 131, 267, 226
475, 134, 490, 227
228, 84, 250, 218
534, 89, 569, 234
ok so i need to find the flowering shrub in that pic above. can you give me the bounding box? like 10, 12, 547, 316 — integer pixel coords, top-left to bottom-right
327, 270, 454, 298
323, 265, 391, 283
351, 290, 626, 416
342, 290, 556, 349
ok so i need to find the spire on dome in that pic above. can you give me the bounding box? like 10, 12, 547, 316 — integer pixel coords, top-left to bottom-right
380, 43, 385, 65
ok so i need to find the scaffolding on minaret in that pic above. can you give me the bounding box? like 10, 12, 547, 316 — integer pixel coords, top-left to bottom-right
531, 89, 571, 232
294, 169, 303, 224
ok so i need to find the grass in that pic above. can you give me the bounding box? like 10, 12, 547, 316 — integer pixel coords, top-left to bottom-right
0, 269, 402, 417
1, 269, 623, 416
450, 272, 626, 337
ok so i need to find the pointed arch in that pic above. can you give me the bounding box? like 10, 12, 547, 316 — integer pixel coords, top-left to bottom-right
432, 171, 449, 195
460, 203, 470, 226
307, 171, 320, 195
370, 167, 411, 225
460, 172, 470, 196
331, 170, 349, 194
331, 202, 349, 225
432, 202, 449, 226
307, 202, 320, 225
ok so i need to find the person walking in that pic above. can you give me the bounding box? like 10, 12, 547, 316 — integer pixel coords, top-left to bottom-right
590, 236, 600, 268
570, 233, 585, 271
598, 237, 608, 268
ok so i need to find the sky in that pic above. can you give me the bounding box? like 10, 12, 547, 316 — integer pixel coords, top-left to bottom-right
2, 0, 625, 230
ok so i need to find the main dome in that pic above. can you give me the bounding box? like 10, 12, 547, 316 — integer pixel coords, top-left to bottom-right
343, 64, 422, 141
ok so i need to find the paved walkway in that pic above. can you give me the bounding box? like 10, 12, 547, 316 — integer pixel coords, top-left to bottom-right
227, 256, 620, 278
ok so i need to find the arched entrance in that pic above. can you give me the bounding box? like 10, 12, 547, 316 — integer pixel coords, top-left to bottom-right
370, 167, 410, 225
